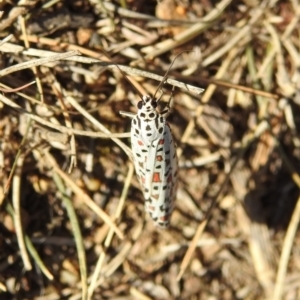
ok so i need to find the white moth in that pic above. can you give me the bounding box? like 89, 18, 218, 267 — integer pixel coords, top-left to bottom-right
119, 57, 184, 228
129, 93, 178, 228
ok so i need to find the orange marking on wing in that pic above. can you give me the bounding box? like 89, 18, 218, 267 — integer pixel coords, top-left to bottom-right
153, 172, 162, 182
159, 139, 165, 144
160, 214, 170, 221
138, 140, 144, 146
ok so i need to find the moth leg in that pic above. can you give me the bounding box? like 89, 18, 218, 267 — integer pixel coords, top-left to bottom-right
156, 89, 164, 104
120, 111, 135, 118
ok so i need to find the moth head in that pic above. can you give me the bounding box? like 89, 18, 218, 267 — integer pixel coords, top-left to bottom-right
138, 95, 157, 111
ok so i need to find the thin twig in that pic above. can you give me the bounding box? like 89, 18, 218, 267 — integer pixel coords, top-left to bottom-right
0, 50, 80, 77
11, 120, 33, 271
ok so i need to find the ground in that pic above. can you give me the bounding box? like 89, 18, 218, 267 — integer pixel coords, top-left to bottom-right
0, 1, 300, 299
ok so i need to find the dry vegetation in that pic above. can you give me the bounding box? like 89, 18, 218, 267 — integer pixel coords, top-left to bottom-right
0, 0, 300, 299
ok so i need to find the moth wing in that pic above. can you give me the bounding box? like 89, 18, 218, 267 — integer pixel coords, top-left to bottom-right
130, 127, 147, 195
145, 125, 178, 228
131, 117, 165, 200
143, 138, 161, 199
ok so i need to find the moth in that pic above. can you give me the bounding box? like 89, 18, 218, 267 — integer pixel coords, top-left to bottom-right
130, 93, 178, 228
120, 63, 179, 228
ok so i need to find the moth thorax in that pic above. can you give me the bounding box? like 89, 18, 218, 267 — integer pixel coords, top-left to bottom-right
137, 95, 158, 120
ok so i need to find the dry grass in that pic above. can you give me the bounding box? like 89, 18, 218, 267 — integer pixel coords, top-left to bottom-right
0, 1, 300, 299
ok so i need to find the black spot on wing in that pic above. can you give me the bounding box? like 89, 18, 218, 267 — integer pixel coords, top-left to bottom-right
164, 168, 171, 176
159, 205, 166, 212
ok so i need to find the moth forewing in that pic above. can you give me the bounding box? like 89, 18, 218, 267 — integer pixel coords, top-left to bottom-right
143, 137, 162, 199
145, 124, 178, 228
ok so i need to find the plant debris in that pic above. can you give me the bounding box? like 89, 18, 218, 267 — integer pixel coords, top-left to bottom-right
0, 1, 300, 299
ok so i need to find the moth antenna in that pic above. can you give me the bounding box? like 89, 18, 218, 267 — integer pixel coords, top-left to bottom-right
98, 50, 144, 100
153, 50, 193, 100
